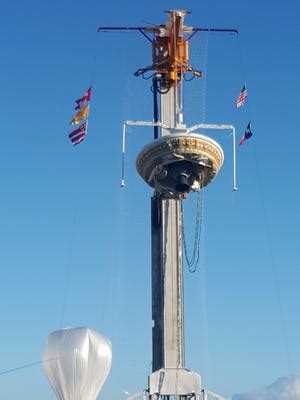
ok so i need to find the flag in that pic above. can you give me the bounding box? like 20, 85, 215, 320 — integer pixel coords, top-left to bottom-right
70, 104, 90, 125
236, 84, 248, 108
75, 87, 92, 110
69, 122, 87, 145
239, 121, 253, 146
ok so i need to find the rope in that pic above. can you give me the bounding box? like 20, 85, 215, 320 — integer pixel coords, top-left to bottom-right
59, 206, 80, 328
252, 142, 294, 375
182, 190, 204, 273
200, 30, 210, 123
236, 33, 294, 382
0, 361, 43, 376
99, 186, 126, 343
59, 35, 99, 328
0, 358, 57, 377
236, 34, 248, 91
184, 30, 209, 126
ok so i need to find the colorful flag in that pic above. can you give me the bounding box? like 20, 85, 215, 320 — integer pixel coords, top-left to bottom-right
236, 84, 248, 108
69, 122, 87, 145
239, 122, 253, 146
75, 87, 92, 110
70, 104, 90, 125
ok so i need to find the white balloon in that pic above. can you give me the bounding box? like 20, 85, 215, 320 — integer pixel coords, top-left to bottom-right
43, 327, 112, 400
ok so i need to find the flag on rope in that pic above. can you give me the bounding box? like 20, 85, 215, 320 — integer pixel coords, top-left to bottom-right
236, 84, 248, 108
239, 121, 253, 146
69, 122, 87, 146
75, 87, 92, 110
70, 104, 90, 125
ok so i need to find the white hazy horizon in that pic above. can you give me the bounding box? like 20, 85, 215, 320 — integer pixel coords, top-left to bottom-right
232, 374, 300, 400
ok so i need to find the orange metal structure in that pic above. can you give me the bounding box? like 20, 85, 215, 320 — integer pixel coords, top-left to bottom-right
151, 14, 201, 87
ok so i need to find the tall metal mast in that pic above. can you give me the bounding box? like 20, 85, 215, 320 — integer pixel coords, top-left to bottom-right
151, 8, 193, 372
99, 10, 238, 400
147, 11, 203, 398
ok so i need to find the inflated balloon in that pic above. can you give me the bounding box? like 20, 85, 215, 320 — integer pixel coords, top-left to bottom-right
43, 327, 112, 400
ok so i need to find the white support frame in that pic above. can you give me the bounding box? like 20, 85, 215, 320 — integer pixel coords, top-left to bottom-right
121, 121, 237, 191
202, 389, 228, 400
123, 389, 227, 400
123, 390, 149, 400
121, 121, 168, 187
186, 123, 237, 191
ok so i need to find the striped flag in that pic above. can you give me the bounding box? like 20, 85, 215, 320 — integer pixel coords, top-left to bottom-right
69, 122, 87, 146
75, 87, 92, 110
239, 121, 252, 146
236, 84, 248, 108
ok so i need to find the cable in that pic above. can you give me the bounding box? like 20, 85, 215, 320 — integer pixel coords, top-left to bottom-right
237, 35, 296, 399
0, 361, 42, 376
201, 30, 210, 123
0, 359, 55, 377
59, 209, 79, 328
236, 33, 294, 383
252, 141, 294, 374
142, 72, 155, 80
182, 190, 204, 273
183, 73, 196, 82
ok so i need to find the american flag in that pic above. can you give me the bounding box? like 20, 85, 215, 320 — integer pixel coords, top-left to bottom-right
69, 122, 87, 146
236, 84, 248, 108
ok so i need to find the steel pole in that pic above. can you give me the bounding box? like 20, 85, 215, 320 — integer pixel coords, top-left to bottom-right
151, 83, 185, 371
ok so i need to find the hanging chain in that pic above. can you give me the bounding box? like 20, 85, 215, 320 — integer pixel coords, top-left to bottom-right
182, 190, 204, 273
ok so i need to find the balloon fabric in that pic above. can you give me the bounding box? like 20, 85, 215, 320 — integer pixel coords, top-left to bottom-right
43, 327, 112, 400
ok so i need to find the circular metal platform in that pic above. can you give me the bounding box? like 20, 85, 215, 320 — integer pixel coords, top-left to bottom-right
136, 132, 224, 198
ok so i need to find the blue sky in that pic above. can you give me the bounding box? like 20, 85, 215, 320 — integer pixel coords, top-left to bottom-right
0, 0, 299, 399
